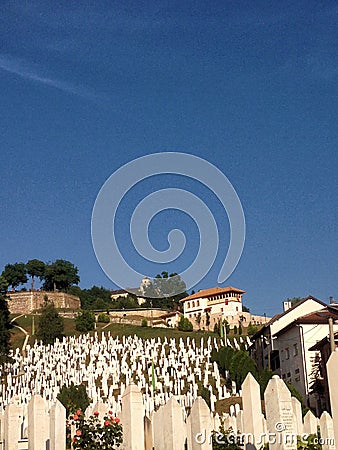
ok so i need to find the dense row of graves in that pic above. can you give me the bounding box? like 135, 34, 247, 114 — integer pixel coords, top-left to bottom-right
0, 332, 337, 449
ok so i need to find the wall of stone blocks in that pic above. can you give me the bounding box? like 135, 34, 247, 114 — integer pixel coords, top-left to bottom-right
7, 291, 81, 314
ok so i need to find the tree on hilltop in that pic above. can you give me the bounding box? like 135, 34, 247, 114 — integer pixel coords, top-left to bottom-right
1, 263, 28, 290
43, 259, 80, 291
142, 272, 188, 310
26, 259, 46, 290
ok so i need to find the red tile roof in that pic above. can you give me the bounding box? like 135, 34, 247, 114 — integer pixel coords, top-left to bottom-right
180, 286, 245, 302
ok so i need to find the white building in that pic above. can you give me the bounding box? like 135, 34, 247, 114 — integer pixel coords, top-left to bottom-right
111, 277, 151, 306
180, 286, 268, 330
250, 296, 338, 409
274, 306, 338, 411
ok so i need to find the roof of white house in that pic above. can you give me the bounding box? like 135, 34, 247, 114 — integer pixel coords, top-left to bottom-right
274, 305, 338, 336
180, 286, 245, 302
251, 295, 327, 339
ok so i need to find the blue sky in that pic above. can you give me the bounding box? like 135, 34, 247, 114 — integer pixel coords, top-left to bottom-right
0, 1, 337, 316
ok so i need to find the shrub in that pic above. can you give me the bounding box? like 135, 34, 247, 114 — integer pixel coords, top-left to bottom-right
70, 409, 123, 450
247, 322, 259, 336
178, 316, 193, 331
36, 298, 64, 344
97, 313, 110, 323
141, 318, 148, 327
57, 383, 90, 416
75, 310, 95, 332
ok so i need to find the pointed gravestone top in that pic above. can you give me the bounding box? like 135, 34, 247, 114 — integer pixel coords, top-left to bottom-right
264, 376, 297, 449
303, 410, 318, 435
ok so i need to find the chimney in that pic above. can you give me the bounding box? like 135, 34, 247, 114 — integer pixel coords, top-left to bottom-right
283, 301, 292, 312
329, 296, 336, 304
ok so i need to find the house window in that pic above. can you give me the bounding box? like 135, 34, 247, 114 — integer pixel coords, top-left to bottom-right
192, 301, 195, 308
295, 368, 299, 374
285, 348, 290, 360
293, 344, 298, 356
197, 300, 200, 306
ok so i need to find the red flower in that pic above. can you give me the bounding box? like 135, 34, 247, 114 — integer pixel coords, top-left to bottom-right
113, 417, 120, 424
76, 430, 82, 436
108, 410, 113, 415
104, 420, 110, 426
73, 438, 77, 443
73, 414, 79, 420
76, 409, 82, 416
93, 411, 99, 417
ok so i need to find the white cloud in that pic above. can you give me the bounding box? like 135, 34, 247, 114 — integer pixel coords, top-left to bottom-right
0, 53, 97, 100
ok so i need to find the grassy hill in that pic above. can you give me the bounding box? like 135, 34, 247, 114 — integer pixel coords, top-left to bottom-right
9, 314, 221, 350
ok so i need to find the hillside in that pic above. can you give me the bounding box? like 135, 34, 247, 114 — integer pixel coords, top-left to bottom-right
9, 314, 221, 350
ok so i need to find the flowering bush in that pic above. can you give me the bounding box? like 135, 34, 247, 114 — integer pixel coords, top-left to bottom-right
69, 409, 123, 450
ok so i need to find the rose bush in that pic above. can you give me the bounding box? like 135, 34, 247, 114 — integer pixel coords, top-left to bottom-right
69, 409, 123, 450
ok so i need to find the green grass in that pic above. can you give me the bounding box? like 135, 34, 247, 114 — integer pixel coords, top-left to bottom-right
100, 323, 219, 342
9, 314, 221, 349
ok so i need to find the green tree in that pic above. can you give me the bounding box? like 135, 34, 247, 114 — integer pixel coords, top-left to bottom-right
178, 316, 193, 331
143, 272, 188, 309
57, 383, 91, 416
258, 367, 274, 395
26, 259, 45, 290
43, 259, 80, 291
75, 310, 95, 332
205, 310, 210, 330
36, 298, 65, 344
1, 263, 28, 290
215, 346, 263, 390
112, 295, 139, 310
247, 322, 259, 336
195, 312, 202, 330
97, 313, 110, 323
289, 297, 304, 307
0, 276, 12, 372
223, 319, 230, 334
69, 285, 113, 310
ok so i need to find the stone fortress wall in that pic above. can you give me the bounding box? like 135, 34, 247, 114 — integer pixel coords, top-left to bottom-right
7, 291, 80, 314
